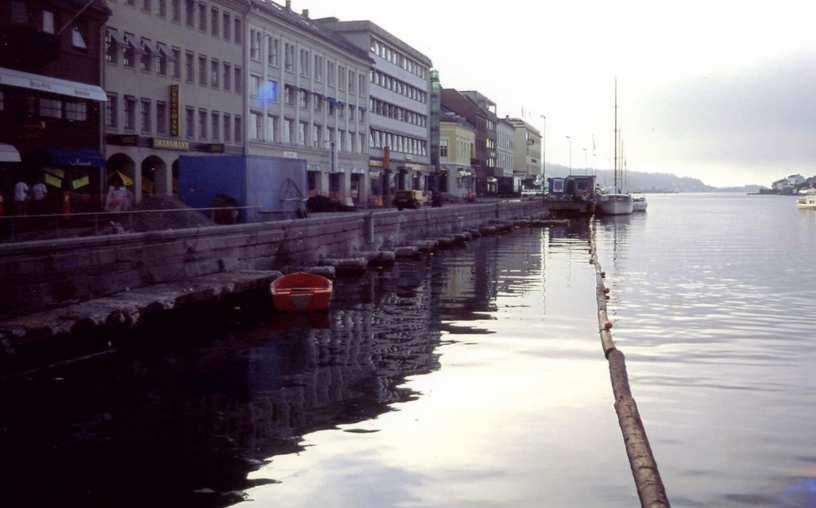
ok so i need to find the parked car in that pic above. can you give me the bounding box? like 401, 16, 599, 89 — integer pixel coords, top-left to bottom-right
393, 190, 426, 210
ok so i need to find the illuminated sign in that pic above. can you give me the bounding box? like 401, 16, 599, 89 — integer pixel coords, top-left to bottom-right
169, 84, 180, 137
152, 137, 190, 151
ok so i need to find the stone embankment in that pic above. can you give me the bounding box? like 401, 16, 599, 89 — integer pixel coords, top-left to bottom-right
0, 201, 561, 369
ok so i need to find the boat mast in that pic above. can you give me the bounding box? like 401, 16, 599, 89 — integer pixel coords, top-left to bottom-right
614, 77, 619, 193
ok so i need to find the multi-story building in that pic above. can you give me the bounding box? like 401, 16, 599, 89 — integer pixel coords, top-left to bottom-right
440, 89, 497, 195
496, 118, 514, 178
103, 0, 248, 203
438, 109, 475, 199
245, 1, 371, 207
0, 0, 110, 212
314, 17, 432, 207
507, 117, 542, 182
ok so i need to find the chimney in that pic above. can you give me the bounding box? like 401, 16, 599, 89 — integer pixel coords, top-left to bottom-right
285, 0, 291, 10
302, 8, 309, 18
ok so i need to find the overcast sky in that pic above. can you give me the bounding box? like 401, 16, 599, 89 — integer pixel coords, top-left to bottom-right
301, 0, 815, 186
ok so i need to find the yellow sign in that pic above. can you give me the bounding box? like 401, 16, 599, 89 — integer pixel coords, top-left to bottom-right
45, 173, 62, 188
45, 167, 65, 179
152, 137, 190, 151
72, 176, 90, 190
117, 171, 134, 187
169, 84, 180, 137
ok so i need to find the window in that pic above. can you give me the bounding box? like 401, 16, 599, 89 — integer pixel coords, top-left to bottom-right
284, 43, 294, 72
250, 29, 260, 61
250, 75, 261, 96
185, 107, 194, 138
140, 99, 151, 132
234, 66, 242, 94
223, 114, 231, 143
156, 101, 167, 133
440, 141, 448, 158
283, 118, 293, 143
185, 51, 194, 82
198, 55, 207, 85
348, 70, 355, 94
268, 38, 279, 67
314, 55, 323, 81
300, 49, 310, 77
211, 7, 218, 36
223, 63, 231, 91
298, 121, 307, 146
172, 0, 180, 21
210, 60, 219, 88
11, 2, 28, 24
249, 111, 262, 140
42, 10, 55, 34
211, 111, 219, 141
313, 94, 322, 113
157, 44, 168, 75
235, 116, 242, 142
222, 12, 230, 41
105, 29, 119, 63
158, 0, 167, 17
106, 93, 118, 127
140, 39, 152, 71
284, 86, 295, 106
298, 89, 308, 109
349, 105, 355, 121
198, 109, 207, 139
327, 61, 336, 86
360, 133, 366, 154
338, 130, 345, 152
172, 48, 181, 78
185, 0, 194, 26
267, 115, 278, 143
234, 19, 241, 45
312, 124, 320, 148
72, 25, 88, 49
38, 98, 62, 118
338, 66, 346, 90
125, 97, 136, 129
197, 2, 207, 31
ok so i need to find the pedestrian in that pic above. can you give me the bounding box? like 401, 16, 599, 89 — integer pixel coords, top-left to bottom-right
105, 177, 132, 212
31, 178, 48, 215
14, 179, 29, 216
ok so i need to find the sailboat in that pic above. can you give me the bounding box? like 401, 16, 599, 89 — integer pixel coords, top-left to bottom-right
598, 78, 634, 216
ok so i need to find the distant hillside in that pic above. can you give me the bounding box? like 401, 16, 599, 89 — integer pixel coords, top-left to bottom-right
544, 164, 715, 193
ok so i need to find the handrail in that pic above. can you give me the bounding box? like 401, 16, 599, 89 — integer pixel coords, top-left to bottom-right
0, 205, 264, 221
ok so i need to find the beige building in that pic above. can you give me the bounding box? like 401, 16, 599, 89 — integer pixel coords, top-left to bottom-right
246, 2, 371, 207
104, 0, 248, 203
439, 110, 475, 198
496, 118, 514, 177
507, 117, 541, 180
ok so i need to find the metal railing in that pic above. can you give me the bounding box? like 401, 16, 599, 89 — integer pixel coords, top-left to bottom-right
0, 206, 269, 244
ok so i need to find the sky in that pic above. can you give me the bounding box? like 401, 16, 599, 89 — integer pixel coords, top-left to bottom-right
299, 0, 816, 187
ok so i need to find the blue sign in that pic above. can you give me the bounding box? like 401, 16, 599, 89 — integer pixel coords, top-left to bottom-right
256, 81, 278, 107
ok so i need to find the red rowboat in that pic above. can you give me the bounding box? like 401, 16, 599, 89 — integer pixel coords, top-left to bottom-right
270, 272, 333, 312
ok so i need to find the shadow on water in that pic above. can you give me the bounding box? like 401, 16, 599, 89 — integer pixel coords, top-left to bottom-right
0, 224, 592, 508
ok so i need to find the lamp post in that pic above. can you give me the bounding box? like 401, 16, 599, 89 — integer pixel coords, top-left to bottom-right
540, 114, 546, 191
565, 135, 572, 175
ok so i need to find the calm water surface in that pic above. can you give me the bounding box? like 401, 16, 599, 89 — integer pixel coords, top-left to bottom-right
1, 194, 813, 507
595, 193, 816, 508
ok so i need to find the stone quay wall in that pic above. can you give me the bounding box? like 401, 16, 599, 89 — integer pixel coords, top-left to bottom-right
0, 201, 545, 318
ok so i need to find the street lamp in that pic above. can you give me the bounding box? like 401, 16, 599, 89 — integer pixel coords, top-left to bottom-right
540, 115, 546, 190
565, 136, 572, 175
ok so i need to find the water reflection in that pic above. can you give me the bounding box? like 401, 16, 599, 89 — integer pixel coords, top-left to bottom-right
0, 224, 639, 508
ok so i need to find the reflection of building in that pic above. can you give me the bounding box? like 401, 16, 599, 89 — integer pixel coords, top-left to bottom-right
0, 0, 110, 212
439, 109, 475, 199
440, 89, 497, 195
315, 18, 432, 206
507, 117, 541, 181
103, 0, 248, 203
496, 118, 515, 178
245, 3, 371, 208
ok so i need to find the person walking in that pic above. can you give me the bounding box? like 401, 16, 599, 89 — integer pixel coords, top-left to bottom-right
31, 178, 48, 215
14, 179, 29, 216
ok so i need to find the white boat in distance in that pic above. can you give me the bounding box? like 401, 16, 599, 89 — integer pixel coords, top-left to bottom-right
599, 193, 634, 215
633, 196, 648, 212
797, 189, 816, 210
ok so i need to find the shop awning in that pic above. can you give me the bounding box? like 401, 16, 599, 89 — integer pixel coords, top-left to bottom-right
0, 67, 107, 102
0, 144, 21, 162
48, 148, 105, 168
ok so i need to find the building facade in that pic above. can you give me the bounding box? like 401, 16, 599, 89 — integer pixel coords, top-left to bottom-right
440, 89, 497, 195
246, 3, 371, 207
103, 0, 248, 203
507, 117, 542, 182
496, 118, 514, 178
438, 110, 475, 199
0, 0, 110, 212
314, 18, 432, 207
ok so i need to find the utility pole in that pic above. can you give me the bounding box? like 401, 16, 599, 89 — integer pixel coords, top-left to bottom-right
566, 135, 573, 175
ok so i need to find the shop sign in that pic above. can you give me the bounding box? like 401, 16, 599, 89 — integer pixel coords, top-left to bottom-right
169, 85, 180, 137
202, 144, 225, 153
152, 138, 190, 151
368, 159, 384, 168
108, 134, 139, 146
282, 151, 298, 159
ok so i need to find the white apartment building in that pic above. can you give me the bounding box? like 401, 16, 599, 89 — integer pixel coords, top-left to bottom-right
496, 119, 514, 178
104, 0, 247, 203
245, 1, 371, 207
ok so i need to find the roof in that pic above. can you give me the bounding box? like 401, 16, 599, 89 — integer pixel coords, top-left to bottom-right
440, 108, 475, 131
61, 0, 112, 16
250, 1, 371, 62
506, 117, 541, 137
312, 18, 432, 67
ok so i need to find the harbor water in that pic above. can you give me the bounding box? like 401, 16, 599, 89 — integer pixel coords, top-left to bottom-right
0, 193, 814, 507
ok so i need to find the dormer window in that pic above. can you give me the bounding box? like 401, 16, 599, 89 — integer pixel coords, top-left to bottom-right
72, 25, 88, 49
